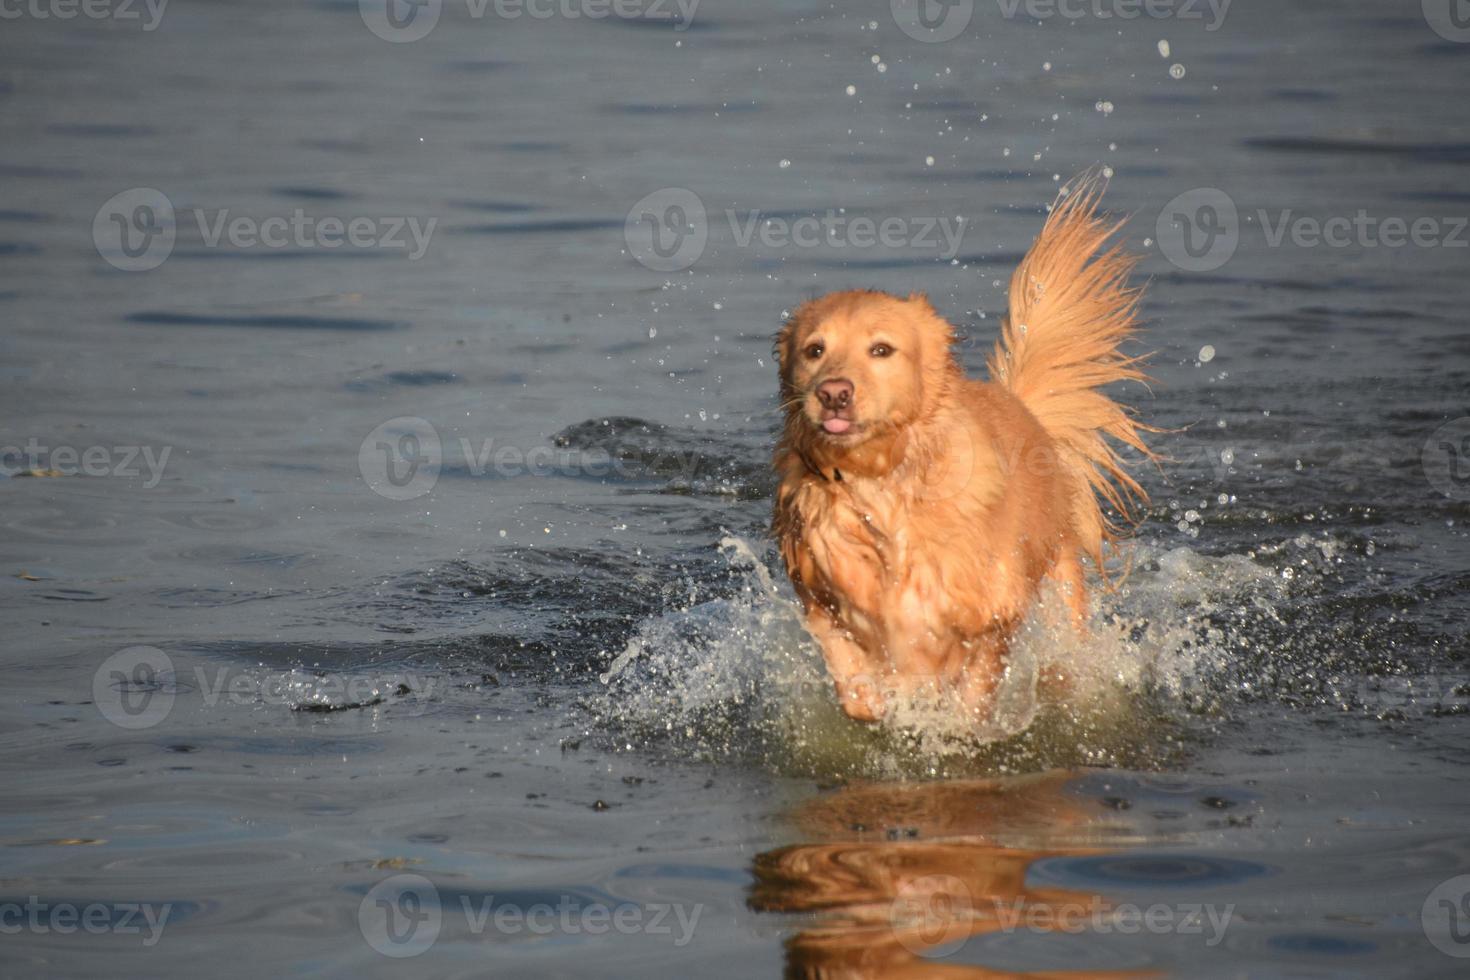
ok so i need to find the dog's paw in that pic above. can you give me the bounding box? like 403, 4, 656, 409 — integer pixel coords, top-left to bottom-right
834, 676, 888, 723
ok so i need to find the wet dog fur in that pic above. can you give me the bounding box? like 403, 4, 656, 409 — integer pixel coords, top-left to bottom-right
772, 177, 1155, 723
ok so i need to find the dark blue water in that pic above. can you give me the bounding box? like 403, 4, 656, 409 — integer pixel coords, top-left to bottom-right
2, 0, 1468, 975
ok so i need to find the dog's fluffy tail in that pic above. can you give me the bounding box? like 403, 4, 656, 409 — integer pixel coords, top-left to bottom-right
987, 174, 1156, 572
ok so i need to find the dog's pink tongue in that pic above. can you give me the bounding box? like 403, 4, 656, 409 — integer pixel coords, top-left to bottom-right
822, 417, 852, 434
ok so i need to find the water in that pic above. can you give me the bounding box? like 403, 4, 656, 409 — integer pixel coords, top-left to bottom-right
3, 0, 1469, 976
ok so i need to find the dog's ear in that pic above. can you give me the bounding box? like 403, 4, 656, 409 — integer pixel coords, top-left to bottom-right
905, 291, 935, 312
906, 292, 958, 355
773, 306, 803, 377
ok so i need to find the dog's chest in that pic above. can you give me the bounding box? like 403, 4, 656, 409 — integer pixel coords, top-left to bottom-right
799, 479, 970, 630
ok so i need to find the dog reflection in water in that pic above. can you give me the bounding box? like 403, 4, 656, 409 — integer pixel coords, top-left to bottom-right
748, 774, 1146, 979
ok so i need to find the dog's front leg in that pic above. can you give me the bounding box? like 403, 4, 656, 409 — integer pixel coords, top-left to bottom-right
952, 629, 1011, 720
803, 611, 889, 722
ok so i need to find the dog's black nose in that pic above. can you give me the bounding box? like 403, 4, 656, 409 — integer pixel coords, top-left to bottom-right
816, 378, 854, 410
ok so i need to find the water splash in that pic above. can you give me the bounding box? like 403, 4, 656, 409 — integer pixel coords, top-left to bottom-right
585, 534, 1302, 779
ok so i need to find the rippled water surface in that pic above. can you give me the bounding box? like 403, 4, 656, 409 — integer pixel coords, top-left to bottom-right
3, 1, 1469, 976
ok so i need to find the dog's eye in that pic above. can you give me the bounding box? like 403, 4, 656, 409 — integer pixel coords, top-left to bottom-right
870, 343, 894, 358
804, 342, 824, 360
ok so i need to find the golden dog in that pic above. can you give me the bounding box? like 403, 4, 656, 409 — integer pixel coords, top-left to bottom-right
773, 178, 1154, 723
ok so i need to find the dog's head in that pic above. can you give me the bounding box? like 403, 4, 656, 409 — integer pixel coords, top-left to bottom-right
776, 290, 959, 454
